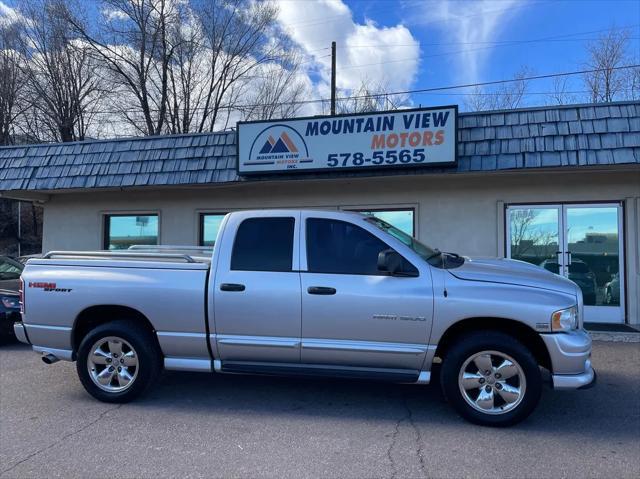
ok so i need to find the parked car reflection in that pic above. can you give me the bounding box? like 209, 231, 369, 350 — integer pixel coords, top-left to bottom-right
539, 259, 597, 305
604, 273, 620, 306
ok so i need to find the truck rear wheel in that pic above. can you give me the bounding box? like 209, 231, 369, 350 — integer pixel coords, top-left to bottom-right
440, 331, 542, 427
76, 320, 161, 403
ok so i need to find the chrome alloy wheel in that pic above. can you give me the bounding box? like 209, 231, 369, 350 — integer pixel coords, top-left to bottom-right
458, 350, 526, 415
87, 336, 138, 393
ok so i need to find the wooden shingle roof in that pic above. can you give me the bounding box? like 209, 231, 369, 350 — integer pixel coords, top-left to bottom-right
1, 101, 639, 193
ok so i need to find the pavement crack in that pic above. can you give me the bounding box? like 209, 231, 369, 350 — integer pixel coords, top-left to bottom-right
0, 404, 122, 477
386, 406, 407, 479
404, 398, 428, 478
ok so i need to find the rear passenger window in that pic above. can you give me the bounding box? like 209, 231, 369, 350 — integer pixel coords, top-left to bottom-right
306, 218, 390, 275
231, 217, 295, 272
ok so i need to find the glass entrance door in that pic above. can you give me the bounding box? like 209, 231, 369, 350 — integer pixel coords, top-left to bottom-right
563, 205, 623, 323
507, 203, 624, 324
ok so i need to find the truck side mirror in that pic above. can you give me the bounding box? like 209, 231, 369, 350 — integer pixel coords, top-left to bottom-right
378, 249, 419, 277
377, 249, 403, 275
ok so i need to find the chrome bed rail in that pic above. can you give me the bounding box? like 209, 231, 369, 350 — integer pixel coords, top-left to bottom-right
42, 250, 198, 263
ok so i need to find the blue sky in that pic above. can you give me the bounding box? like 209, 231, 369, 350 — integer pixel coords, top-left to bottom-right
2, 0, 639, 113
297, 0, 640, 108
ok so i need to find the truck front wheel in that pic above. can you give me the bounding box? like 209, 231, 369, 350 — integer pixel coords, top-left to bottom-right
76, 320, 162, 403
440, 331, 542, 427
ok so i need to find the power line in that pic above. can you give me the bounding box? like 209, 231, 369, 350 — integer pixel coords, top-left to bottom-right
342, 38, 638, 49
340, 24, 640, 49
392, 65, 640, 98
83, 64, 640, 114
412, 90, 627, 97
304, 25, 640, 70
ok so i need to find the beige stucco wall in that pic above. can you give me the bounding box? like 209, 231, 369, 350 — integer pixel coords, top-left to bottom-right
40, 167, 640, 325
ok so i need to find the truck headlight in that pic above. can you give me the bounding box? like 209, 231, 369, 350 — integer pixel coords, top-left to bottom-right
551, 306, 578, 332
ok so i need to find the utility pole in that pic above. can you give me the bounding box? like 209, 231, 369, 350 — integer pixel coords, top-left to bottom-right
17, 201, 21, 257
330, 41, 336, 115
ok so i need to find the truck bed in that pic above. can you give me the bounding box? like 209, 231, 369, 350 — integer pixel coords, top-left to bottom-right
20, 249, 211, 365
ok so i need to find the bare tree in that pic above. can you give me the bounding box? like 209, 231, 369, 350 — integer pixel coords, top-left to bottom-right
464, 66, 532, 112
63, 0, 286, 135
626, 65, 640, 100
239, 55, 308, 121
192, 0, 283, 132
548, 76, 578, 106
0, 21, 26, 145
0, 198, 43, 256
18, 0, 103, 142
335, 79, 407, 114
583, 28, 634, 103
463, 85, 492, 113
63, 0, 181, 136
165, 5, 206, 134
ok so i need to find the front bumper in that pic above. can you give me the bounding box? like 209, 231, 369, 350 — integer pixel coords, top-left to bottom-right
552, 360, 596, 390
540, 329, 596, 390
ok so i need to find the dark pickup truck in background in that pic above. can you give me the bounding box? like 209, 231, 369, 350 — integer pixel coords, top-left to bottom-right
0, 256, 24, 341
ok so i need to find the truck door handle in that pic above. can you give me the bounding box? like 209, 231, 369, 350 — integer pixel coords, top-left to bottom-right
307, 286, 336, 295
220, 283, 245, 292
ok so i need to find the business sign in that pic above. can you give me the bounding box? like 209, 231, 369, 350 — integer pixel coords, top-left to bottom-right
237, 105, 457, 175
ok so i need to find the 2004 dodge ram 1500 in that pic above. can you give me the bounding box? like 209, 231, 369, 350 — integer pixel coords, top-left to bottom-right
14, 209, 595, 427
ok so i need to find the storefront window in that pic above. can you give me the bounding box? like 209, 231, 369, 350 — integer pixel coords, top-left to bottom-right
350, 209, 414, 236
104, 214, 158, 250
200, 213, 227, 246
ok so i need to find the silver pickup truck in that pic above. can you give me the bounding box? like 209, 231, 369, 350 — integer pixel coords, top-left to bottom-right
14, 209, 595, 426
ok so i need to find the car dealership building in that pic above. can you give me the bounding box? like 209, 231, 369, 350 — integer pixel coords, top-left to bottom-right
0, 101, 639, 328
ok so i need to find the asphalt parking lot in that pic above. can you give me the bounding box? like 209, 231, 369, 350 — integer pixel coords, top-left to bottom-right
1, 341, 639, 479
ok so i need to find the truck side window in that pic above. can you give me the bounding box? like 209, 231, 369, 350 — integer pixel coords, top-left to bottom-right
231, 217, 295, 272
307, 218, 406, 276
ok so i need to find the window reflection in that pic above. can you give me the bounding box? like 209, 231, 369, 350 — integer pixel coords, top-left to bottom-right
509, 208, 559, 266
509, 205, 621, 308
105, 215, 158, 250
200, 214, 226, 246
352, 209, 414, 236
566, 207, 619, 307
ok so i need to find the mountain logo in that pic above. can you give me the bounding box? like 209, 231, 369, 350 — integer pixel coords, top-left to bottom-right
246, 124, 310, 168
258, 132, 299, 154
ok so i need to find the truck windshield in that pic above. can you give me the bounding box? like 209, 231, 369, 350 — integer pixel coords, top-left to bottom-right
365, 216, 438, 263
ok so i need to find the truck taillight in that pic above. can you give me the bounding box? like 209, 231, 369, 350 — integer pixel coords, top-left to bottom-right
19, 277, 24, 314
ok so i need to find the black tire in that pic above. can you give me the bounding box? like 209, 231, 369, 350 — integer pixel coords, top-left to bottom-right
0, 330, 16, 345
76, 320, 162, 403
440, 331, 542, 427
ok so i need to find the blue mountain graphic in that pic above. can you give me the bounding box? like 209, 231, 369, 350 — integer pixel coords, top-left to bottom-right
259, 140, 273, 154
270, 138, 289, 153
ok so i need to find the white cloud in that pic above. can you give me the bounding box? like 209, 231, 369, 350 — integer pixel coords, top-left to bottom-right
425, 0, 521, 83
276, 0, 420, 100
0, 1, 23, 27
101, 7, 129, 22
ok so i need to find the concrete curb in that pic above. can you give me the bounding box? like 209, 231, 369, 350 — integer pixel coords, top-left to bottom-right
588, 331, 640, 343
